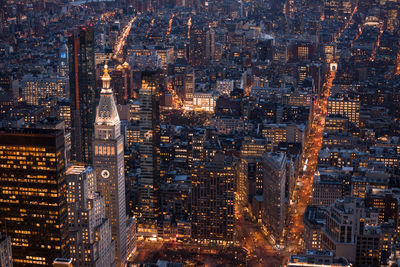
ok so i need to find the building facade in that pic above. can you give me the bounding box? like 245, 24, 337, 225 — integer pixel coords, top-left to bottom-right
262, 151, 288, 246
0, 128, 69, 266
191, 152, 235, 246
93, 66, 127, 266
66, 165, 115, 267
69, 25, 96, 164
137, 71, 161, 237
327, 96, 360, 127
189, 26, 207, 66
0, 233, 12, 267
22, 74, 68, 105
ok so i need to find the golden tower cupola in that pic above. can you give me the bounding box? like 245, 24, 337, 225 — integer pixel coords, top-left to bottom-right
101, 64, 112, 92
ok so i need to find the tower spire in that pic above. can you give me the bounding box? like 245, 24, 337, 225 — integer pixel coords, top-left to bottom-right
95, 64, 120, 127
101, 64, 112, 91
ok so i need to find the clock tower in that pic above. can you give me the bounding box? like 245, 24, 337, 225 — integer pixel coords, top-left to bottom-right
93, 65, 127, 267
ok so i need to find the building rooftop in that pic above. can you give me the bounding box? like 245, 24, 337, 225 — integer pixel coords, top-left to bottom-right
303, 205, 326, 227
288, 250, 350, 266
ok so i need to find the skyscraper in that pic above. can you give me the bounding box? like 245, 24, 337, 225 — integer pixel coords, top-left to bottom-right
69, 25, 96, 164
189, 25, 207, 66
66, 165, 115, 267
137, 71, 161, 237
262, 151, 288, 246
93, 65, 127, 266
191, 152, 235, 246
0, 128, 69, 266
58, 43, 69, 77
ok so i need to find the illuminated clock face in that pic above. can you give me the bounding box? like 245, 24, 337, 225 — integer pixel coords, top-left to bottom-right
119, 167, 124, 176
101, 169, 110, 179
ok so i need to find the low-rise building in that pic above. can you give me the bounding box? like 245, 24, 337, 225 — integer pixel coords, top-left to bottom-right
287, 250, 350, 267
303, 206, 326, 250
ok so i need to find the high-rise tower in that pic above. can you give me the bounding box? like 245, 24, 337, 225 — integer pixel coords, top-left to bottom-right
0, 128, 69, 266
58, 43, 69, 77
137, 71, 161, 237
69, 25, 96, 164
191, 151, 235, 245
189, 26, 207, 66
66, 165, 115, 267
93, 65, 127, 266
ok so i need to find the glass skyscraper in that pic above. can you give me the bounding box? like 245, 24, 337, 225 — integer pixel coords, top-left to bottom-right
68, 25, 96, 164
